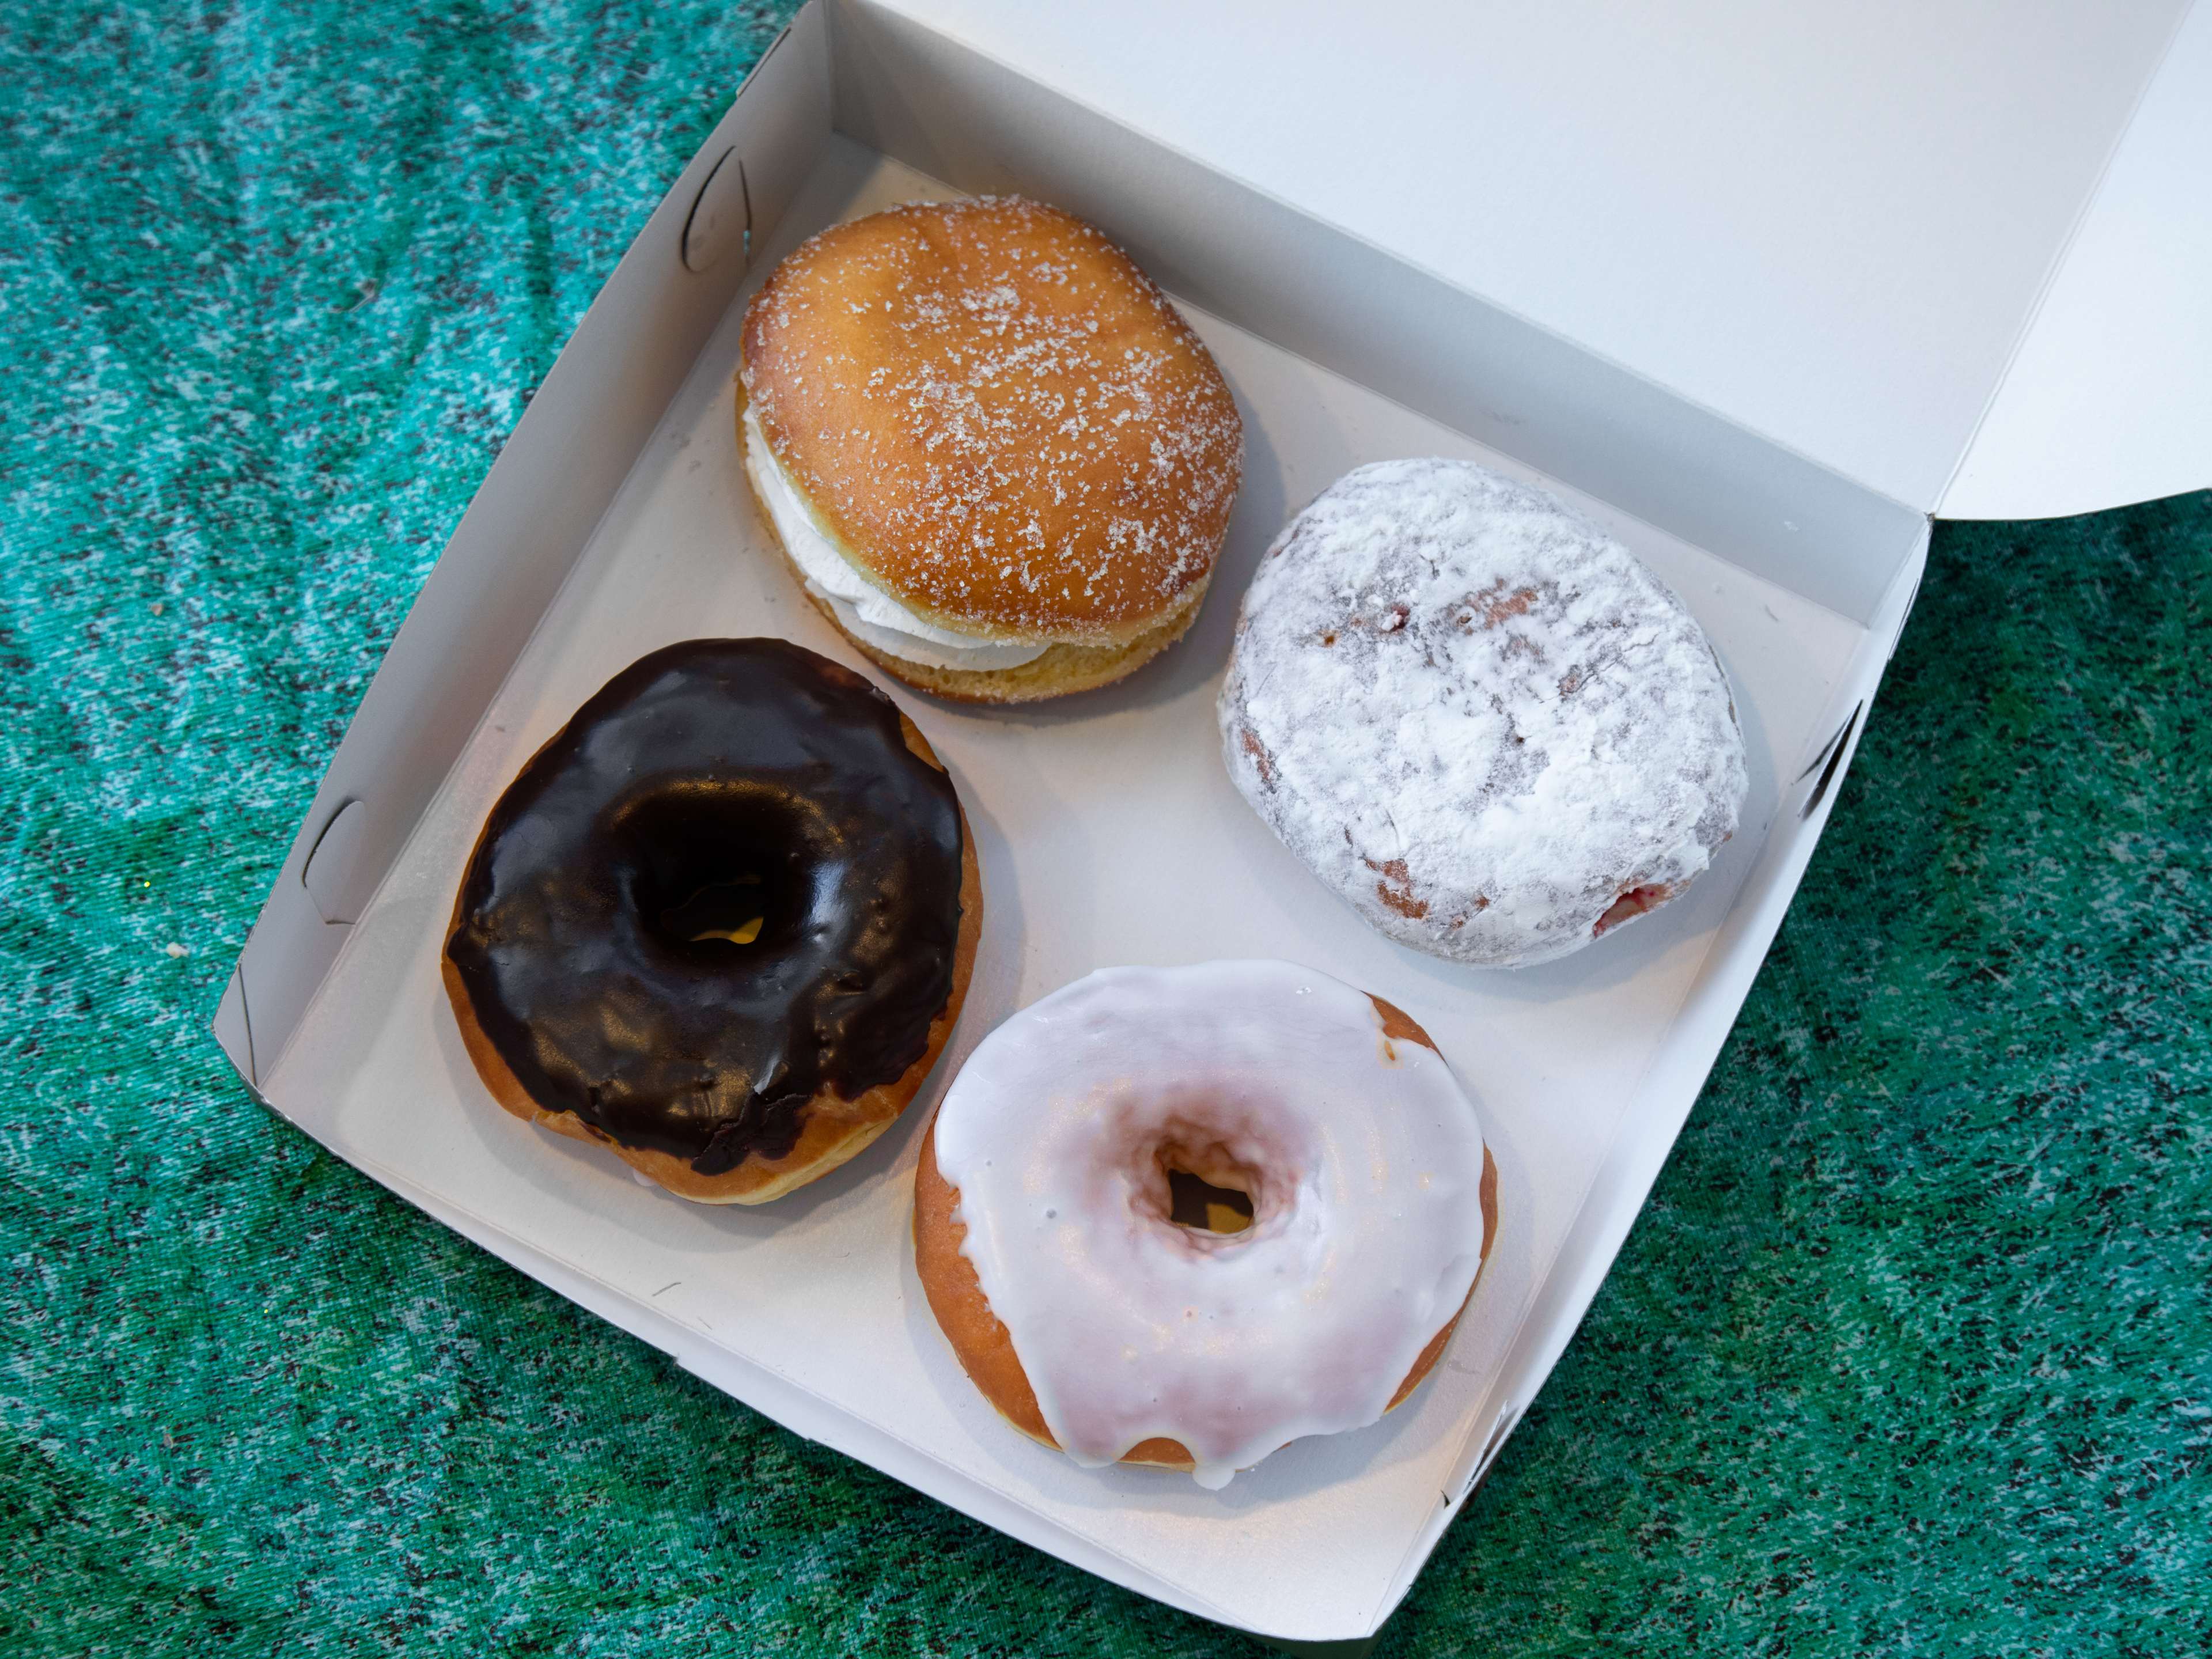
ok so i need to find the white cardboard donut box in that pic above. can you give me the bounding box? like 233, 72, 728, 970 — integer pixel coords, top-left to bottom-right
213, 1, 2211, 1647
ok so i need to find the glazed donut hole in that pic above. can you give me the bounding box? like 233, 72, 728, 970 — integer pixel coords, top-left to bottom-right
613, 786, 833, 963
1125, 1120, 1293, 1243
1165, 1165, 1255, 1234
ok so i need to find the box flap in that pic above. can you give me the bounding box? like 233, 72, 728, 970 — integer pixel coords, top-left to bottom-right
1942, 0, 2212, 518
872, 0, 2195, 518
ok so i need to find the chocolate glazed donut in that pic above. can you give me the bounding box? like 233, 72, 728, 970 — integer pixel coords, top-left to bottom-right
442, 638, 982, 1205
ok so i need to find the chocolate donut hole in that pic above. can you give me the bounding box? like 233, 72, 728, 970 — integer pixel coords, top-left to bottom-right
616, 787, 829, 966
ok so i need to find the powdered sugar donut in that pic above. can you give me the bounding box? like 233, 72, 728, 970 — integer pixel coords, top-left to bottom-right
1220, 459, 1748, 968
914, 961, 1496, 1488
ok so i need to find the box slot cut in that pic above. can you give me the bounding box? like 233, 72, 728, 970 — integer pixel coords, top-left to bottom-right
1798, 703, 1864, 821
300, 798, 371, 927
682, 149, 753, 274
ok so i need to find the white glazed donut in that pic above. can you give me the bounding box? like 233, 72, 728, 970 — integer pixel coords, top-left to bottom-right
914, 961, 1495, 1488
1220, 457, 1749, 968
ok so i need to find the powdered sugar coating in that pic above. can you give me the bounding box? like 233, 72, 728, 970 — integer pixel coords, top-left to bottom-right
740, 196, 1243, 645
1220, 459, 1748, 968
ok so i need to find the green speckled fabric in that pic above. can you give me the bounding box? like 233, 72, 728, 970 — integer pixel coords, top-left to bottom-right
3, 3, 2207, 1653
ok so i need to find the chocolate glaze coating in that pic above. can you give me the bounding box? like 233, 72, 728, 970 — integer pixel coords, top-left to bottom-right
444, 638, 966, 1176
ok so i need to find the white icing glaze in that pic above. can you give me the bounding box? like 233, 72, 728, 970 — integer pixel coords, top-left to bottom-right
1219, 458, 1748, 968
932, 961, 1490, 1489
742, 405, 1047, 673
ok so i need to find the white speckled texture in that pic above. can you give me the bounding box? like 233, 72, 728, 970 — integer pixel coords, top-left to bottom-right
737, 196, 1241, 644
741, 406, 1047, 671
1221, 459, 1748, 968
933, 961, 1490, 1489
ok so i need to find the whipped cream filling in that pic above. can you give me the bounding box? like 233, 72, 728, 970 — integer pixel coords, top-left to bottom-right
742, 406, 1047, 673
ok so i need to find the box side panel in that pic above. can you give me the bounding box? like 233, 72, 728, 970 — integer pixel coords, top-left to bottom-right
1371, 524, 1931, 1626
824, 0, 1925, 624
213, 9, 833, 1089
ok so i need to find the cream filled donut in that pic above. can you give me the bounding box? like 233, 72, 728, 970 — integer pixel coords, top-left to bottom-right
1221, 457, 1749, 968
738, 196, 1243, 704
914, 961, 1496, 1488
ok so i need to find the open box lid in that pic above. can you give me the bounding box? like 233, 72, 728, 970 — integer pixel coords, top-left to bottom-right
874, 0, 2212, 522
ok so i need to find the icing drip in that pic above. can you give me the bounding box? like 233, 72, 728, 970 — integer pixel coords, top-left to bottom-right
1219, 458, 1748, 967
932, 961, 1490, 1488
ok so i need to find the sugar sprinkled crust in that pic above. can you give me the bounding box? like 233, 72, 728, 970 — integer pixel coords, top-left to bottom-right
1220, 459, 1749, 968
740, 196, 1242, 647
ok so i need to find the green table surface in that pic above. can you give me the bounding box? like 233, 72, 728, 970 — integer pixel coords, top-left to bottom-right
3, 3, 2207, 1654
